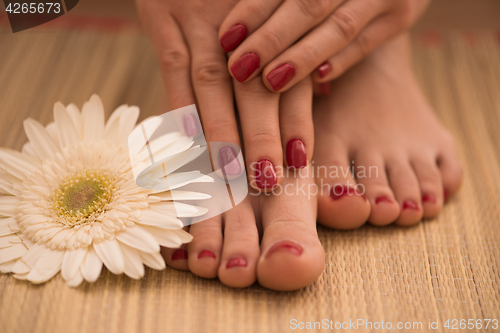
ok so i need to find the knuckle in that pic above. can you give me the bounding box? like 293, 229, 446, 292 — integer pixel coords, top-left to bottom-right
159, 47, 190, 70
203, 117, 235, 138
332, 8, 359, 41
356, 33, 374, 58
244, 1, 266, 17
248, 127, 281, 147
296, 0, 330, 19
193, 60, 228, 84
261, 28, 286, 52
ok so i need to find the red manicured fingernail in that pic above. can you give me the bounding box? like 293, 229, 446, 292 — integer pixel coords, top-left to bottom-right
266, 63, 295, 91
286, 139, 307, 169
320, 82, 330, 96
266, 241, 303, 258
443, 189, 449, 202
402, 200, 420, 210
219, 146, 241, 176
171, 249, 188, 261
255, 159, 277, 189
230, 52, 260, 82
198, 250, 216, 259
183, 113, 200, 136
422, 194, 437, 204
226, 257, 247, 268
375, 196, 393, 204
318, 61, 332, 78
330, 185, 363, 200
220, 24, 247, 52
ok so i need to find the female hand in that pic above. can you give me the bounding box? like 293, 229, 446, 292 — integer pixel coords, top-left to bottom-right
135, 0, 314, 190
219, 0, 430, 92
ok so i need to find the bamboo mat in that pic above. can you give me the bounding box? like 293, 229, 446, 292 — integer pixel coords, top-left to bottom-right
0, 26, 499, 333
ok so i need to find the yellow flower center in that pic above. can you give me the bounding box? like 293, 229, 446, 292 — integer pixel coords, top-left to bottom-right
51, 170, 117, 227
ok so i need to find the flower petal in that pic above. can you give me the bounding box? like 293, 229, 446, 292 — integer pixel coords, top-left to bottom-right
0, 235, 19, 249
61, 247, 87, 281
0, 148, 40, 178
0, 197, 19, 217
23, 118, 60, 159
66, 269, 84, 287
140, 225, 184, 248
54, 102, 80, 148
0, 259, 16, 273
138, 251, 166, 271
154, 190, 211, 201
66, 103, 83, 139
82, 95, 105, 143
26, 248, 64, 284
0, 218, 20, 236
119, 243, 144, 279
115, 225, 159, 254
94, 239, 124, 275
139, 210, 183, 229
150, 202, 209, 218
11, 243, 46, 274
80, 245, 102, 283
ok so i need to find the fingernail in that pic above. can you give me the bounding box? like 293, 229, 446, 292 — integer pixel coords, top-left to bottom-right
375, 196, 393, 204
286, 139, 307, 169
443, 189, 449, 202
171, 249, 188, 261
266, 63, 295, 91
230, 52, 260, 82
330, 185, 363, 200
183, 113, 200, 137
220, 24, 248, 52
219, 146, 241, 176
318, 61, 332, 78
266, 241, 303, 259
320, 82, 330, 96
422, 194, 437, 204
226, 257, 247, 268
198, 250, 216, 259
402, 200, 420, 210
255, 159, 277, 189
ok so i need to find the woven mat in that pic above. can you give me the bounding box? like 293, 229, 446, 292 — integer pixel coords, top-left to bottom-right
0, 27, 499, 333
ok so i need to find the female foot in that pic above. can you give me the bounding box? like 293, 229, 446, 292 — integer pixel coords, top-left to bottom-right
313, 34, 463, 229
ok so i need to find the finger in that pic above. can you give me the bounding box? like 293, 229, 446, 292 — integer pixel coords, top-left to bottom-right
183, 23, 242, 164
218, 0, 283, 52
137, 6, 195, 110
262, 0, 385, 92
279, 77, 313, 169
227, 0, 343, 83
312, 17, 405, 82
234, 76, 282, 191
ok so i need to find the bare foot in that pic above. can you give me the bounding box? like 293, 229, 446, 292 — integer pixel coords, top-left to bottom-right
313, 34, 463, 229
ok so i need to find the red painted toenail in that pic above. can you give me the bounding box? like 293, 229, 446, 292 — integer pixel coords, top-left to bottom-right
318, 61, 332, 78
375, 196, 393, 204
171, 249, 188, 261
422, 194, 437, 204
198, 250, 216, 259
226, 257, 247, 268
443, 189, 449, 202
266, 241, 303, 259
402, 200, 420, 211
330, 185, 364, 200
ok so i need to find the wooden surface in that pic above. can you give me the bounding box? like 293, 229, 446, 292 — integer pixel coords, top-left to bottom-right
0, 17, 500, 333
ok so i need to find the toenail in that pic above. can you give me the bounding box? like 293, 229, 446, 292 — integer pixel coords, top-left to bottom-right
266, 241, 303, 259
286, 139, 307, 169
219, 146, 242, 176
422, 194, 437, 204
182, 113, 200, 137
255, 159, 277, 189
198, 250, 216, 259
443, 189, 449, 202
226, 257, 247, 268
171, 249, 188, 261
375, 196, 393, 204
402, 200, 420, 211
330, 185, 364, 200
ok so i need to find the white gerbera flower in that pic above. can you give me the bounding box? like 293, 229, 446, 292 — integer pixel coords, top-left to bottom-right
0, 95, 210, 286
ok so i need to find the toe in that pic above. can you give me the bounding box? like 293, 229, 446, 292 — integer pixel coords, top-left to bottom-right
411, 154, 444, 219
187, 216, 223, 278
218, 198, 260, 288
257, 165, 325, 291
387, 157, 423, 226
162, 246, 189, 271
354, 151, 400, 226
437, 145, 463, 201
314, 140, 370, 229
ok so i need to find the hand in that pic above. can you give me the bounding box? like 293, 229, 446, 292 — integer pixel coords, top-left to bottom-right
136, 0, 315, 191
218, 0, 430, 92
